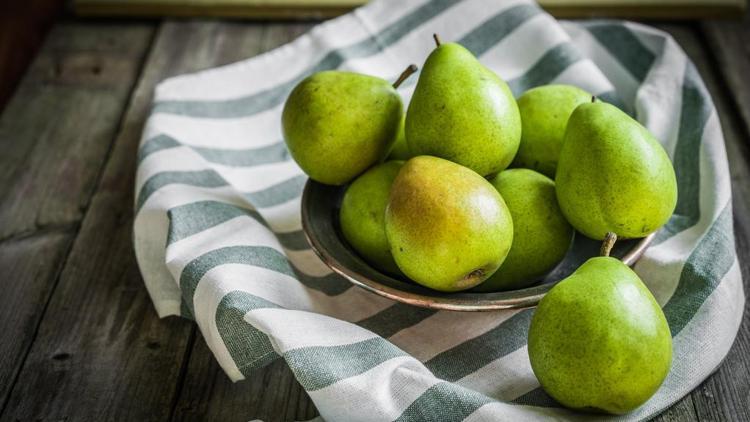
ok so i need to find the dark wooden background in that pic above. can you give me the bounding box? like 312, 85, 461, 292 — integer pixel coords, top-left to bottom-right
0, 7, 748, 422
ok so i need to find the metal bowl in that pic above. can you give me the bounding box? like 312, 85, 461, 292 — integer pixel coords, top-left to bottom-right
301, 179, 654, 311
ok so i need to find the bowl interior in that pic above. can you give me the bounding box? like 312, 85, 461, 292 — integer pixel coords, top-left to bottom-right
301, 179, 653, 311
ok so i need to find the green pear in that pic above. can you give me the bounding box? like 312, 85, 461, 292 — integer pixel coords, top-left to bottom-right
385, 156, 513, 291
406, 35, 521, 176
387, 115, 413, 161
512, 84, 591, 177
528, 233, 672, 414
556, 101, 678, 240
473, 169, 573, 292
282, 65, 417, 185
339, 160, 404, 275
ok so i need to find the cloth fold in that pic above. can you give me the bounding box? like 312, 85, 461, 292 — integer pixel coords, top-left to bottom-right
133, 0, 744, 419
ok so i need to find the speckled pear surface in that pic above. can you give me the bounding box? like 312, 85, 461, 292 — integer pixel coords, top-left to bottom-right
385, 156, 513, 291
406, 42, 521, 176
339, 161, 404, 275
474, 169, 573, 292
528, 256, 672, 414
387, 115, 413, 160
555, 102, 678, 240
512, 84, 591, 177
282, 71, 402, 185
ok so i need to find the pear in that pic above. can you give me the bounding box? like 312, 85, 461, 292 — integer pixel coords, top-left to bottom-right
385, 156, 513, 291
339, 160, 404, 275
528, 233, 672, 414
387, 115, 413, 160
282, 65, 417, 185
556, 101, 678, 240
473, 169, 573, 292
406, 35, 521, 176
512, 84, 592, 177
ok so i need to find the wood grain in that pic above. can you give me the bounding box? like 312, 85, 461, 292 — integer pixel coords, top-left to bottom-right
652, 394, 699, 422
0, 22, 152, 240
702, 11, 750, 142
0, 21, 154, 419
658, 23, 750, 422
0, 18, 317, 422
0, 20, 204, 420
0, 229, 74, 410
171, 334, 317, 422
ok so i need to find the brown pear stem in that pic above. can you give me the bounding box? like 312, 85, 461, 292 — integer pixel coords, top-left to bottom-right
591, 95, 597, 103
392, 64, 418, 89
600, 232, 617, 257
433, 33, 441, 47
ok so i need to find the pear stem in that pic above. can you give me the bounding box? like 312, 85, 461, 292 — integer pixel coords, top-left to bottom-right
600, 232, 617, 257
591, 95, 597, 103
392, 64, 419, 89
433, 33, 441, 47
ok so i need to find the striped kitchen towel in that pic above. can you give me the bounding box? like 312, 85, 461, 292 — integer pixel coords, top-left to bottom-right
133, 0, 745, 420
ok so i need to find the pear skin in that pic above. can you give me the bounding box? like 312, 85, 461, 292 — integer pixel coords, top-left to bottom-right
340, 161, 404, 275
385, 156, 513, 291
387, 115, 413, 160
512, 84, 592, 177
528, 252, 672, 414
282, 71, 404, 185
474, 169, 573, 291
556, 102, 678, 240
406, 41, 521, 176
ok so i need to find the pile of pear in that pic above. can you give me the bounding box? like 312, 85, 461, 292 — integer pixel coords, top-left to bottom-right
282, 35, 677, 414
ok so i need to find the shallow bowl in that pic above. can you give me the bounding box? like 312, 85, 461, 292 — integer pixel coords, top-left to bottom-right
301, 179, 654, 311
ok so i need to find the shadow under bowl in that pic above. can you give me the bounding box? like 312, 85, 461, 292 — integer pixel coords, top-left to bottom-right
301, 179, 654, 311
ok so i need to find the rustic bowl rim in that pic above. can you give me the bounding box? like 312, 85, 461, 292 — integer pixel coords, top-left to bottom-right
301, 178, 655, 311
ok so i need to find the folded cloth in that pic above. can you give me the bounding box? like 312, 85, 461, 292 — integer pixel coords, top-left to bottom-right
133, 0, 745, 419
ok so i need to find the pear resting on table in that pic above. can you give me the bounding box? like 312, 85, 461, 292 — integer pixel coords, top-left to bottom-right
282, 34, 678, 415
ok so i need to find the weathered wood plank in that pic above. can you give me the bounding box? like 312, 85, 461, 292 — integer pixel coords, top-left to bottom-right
0, 19, 317, 421
172, 334, 318, 422
0, 22, 153, 240
658, 23, 750, 422
162, 21, 321, 422
652, 394, 699, 422
0, 21, 154, 418
0, 19, 207, 419
701, 10, 750, 142
0, 230, 74, 410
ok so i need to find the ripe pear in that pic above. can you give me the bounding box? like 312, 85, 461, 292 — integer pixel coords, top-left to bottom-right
385, 156, 513, 291
473, 169, 573, 292
406, 35, 521, 176
387, 115, 413, 160
282, 65, 417, 185
556, 101, 678, 240
512, 84, 592, 177
339, 160, 404, 275
528, 233, 672, 414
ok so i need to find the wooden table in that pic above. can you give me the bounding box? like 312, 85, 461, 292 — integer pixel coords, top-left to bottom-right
0, 11, 747, 422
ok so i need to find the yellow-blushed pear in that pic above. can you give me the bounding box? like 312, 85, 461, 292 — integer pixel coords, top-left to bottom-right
474, 169, 573, 292
556, 100, 678, 240
282, 65, 417, 185
339, 160, 404, 275
385, 156, 513, 292
406, 35, 521, 176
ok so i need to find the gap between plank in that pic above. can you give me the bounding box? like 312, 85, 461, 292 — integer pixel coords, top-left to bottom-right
0, 222, 79, 245
0, 23, 160, 419
168, 326, 198, 421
